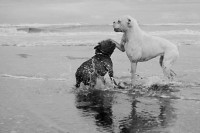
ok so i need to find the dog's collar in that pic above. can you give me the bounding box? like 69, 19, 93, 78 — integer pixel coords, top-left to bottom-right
95, 52, 111, 57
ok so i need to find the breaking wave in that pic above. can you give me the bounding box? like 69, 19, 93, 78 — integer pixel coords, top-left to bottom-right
150, 29, 200, 36
142, 23, 200, 26
1, 28, 200, 37
1, 23, 200, 36
1, 23, 200, 47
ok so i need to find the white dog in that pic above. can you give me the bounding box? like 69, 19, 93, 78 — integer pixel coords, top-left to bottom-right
112, 15, 179, 86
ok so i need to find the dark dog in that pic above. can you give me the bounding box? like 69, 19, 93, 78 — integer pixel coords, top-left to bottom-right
75, 39, 117, 88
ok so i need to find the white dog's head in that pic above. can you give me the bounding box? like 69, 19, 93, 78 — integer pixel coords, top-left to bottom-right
113, 15, 137, 32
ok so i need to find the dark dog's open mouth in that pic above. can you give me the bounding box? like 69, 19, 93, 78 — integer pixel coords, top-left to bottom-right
114, 28, 122, 32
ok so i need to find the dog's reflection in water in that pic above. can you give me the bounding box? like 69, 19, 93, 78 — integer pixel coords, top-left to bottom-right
75, 89, 114, 129
118, 97, 176, 133
75, 88, 176, 133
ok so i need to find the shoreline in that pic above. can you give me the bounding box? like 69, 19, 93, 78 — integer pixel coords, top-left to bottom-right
0, 44, 200, 133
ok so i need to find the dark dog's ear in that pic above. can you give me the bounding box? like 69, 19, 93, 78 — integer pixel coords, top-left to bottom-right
94, 42, 101, 50
94, 41, 103, 55
94, 45, 98, 49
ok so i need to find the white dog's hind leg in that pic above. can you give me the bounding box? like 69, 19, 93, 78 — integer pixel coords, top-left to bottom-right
163, 66, 176, 81
131, 62, 137, 86
160, 55, 174, 80
162, 51, 178, 81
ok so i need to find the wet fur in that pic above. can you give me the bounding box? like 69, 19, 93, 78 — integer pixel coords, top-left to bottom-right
113, 15, 179, 85
75, 39, 116, 87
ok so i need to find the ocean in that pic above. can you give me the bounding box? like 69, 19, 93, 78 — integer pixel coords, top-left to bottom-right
1, 23, 200, 47
1, 22, 200, 133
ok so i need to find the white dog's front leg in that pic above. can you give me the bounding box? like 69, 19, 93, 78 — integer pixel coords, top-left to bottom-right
131, 62, 137, 86
112, 40, 125, 52
108, 39, 125, 52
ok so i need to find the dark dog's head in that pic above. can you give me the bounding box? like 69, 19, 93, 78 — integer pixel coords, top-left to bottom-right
94, 39, 116, 57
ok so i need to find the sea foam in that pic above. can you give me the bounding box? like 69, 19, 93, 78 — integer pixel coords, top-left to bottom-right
1, 23, 200, 47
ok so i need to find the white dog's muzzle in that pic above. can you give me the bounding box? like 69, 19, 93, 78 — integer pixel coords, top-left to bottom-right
113, 21, 123, 32
114, 28, 122, 32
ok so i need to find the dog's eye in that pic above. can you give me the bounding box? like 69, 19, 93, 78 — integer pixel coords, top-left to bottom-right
118, 20, 121, 23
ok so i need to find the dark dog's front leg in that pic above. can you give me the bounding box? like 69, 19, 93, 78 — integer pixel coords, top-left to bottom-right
106, 64, 118, 87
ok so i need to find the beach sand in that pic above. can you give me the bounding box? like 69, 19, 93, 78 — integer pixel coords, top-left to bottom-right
0, 44, 200, 133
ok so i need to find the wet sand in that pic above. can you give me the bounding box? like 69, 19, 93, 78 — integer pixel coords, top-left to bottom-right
0, 45, 200, 133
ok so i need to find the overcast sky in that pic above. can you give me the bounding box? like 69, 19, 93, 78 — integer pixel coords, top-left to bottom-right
0, 0, 200, 24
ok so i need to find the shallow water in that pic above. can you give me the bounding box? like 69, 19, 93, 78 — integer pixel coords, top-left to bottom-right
1, 76, 200, 133
0, 45, 200, 133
